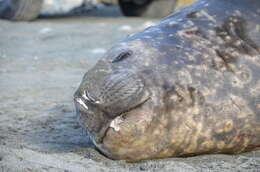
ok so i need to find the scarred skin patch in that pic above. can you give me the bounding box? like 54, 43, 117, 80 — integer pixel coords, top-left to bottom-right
110, 116, 124, 131
74, 0, 260, 161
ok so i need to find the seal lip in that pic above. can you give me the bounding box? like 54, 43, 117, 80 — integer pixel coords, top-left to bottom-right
96, 96, 151, 143
75, 87, 152, 144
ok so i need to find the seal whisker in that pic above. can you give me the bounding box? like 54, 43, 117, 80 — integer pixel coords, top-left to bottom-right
76, 98, 88, 110
82, 90, 90, 101
83, 90, 100, 104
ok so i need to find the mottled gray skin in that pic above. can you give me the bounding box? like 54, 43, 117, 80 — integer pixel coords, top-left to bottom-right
74, 0, 260, 161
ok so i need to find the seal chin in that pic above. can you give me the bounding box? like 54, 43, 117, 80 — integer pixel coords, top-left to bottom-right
89, 114, 125, 146
74, 96, 109, 143
89, 95, 151, 145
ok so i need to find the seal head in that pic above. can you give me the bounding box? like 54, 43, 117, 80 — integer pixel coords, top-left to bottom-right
74, 55, 152, 145
75, 0, 260, 161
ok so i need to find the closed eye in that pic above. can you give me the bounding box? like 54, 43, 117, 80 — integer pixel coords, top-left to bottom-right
112, 50, 133, 63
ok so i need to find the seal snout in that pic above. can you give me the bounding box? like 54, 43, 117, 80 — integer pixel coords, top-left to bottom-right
94, 71, 151, 118
75, 70, 151, 144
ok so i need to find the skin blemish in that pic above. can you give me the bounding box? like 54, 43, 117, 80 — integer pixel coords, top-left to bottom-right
217, 141, 225, 149
177, 27, 201, 39
201, 141, 214, 149
186, 11, 201, 19
224, 120, 234, 133
110, 116, 124, 131
199, 10, 217, 23
167, 21, 178, 27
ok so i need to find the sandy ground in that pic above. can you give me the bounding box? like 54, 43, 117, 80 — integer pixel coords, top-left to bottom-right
0, 6, 260, 172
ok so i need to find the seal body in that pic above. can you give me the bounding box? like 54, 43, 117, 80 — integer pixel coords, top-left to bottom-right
74, 0, 260, 161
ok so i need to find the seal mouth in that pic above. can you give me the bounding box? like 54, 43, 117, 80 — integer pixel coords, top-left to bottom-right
107, 96, 150, 129
75, 69, 152, 144
75, 89, 151, 144
98, 97, 150, 145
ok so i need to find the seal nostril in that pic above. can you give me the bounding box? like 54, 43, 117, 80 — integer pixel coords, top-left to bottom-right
112, 50, 133, 63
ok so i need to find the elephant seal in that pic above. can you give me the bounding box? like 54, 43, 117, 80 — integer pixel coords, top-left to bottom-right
74, 0, 260, 161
